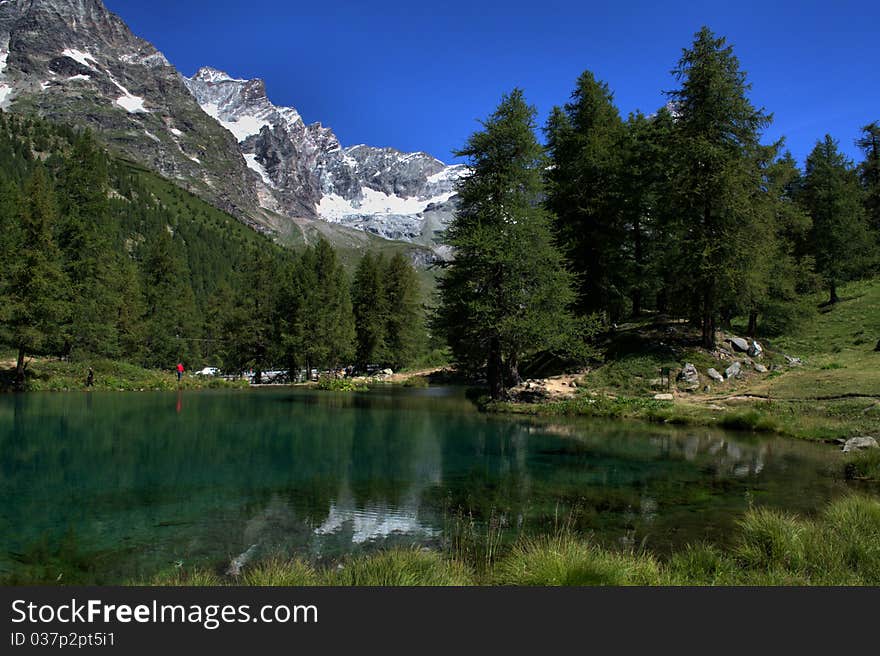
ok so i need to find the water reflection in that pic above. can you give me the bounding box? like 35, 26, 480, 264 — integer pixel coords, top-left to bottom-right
0, 387, 848, 582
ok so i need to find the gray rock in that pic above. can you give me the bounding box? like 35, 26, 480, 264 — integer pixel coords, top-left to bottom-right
653, 393, 674, 401
725, 361, 742, 379
707, 368, 724, 383
784, 355, 803, 366
729, 337, 749, 352
842, 436, 879, 453
748, 341, 764, 357
677, 363, 700, 389
753, 363, 768, 373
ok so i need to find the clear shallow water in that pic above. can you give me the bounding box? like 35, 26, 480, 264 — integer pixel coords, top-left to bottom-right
0, 386, 849, 583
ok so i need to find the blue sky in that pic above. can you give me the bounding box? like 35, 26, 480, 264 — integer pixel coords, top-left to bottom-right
104, 0, 879, 166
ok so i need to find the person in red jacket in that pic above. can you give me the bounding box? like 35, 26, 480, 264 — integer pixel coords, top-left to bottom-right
176, 362, 184, 382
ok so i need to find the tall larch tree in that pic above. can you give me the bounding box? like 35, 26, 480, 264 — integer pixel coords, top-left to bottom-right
545, 72, 625, 318
1, 166, 70, 387
801, 135, 872, 304
665, 27, 772, 347
436, 89, 581, 400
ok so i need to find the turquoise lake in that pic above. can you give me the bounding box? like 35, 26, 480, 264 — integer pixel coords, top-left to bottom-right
0, 386, 849, 583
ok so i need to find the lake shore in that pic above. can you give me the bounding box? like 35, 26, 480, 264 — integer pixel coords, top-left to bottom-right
139, 495, 880, 586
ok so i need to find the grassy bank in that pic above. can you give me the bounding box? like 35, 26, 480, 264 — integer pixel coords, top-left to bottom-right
490, 277, 880, 441
488, 394, 877, 441
138, 495, 880, 586
0, 357, 248, 392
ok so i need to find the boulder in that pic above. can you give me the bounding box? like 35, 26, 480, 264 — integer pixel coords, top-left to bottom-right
753, 363, 768, 373
725, 361, 742, 379
678, 363, 699, 383
729, 337, 749, 352
784, 355, 802, 366
677, 363, 700, 390
748, 341, 764, 357
707, 368, 724, 383
381, 368, 394, 375
842, 436, 878, 453
653, 393, 674, 401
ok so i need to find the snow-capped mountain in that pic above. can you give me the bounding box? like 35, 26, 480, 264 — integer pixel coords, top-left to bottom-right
0, 0, 464, 252
184, 66, 467, 244
0, 0, 261, 226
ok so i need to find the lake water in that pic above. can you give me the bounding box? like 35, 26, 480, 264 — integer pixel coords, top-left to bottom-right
0, 386, 849, 583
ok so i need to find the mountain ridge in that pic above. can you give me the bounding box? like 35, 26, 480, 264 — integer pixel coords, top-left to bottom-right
0, 0, 464, 256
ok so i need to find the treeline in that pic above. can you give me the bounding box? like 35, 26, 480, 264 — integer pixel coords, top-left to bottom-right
436, 27, 880, 398
0, 113, 428, 386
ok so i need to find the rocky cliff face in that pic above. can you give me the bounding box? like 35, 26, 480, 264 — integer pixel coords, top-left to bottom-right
0, 0, 262, 226
184, 66, 466, 246
0, 0, 464, 251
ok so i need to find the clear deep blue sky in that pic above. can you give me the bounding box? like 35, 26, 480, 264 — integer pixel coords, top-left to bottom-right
105, 0, 879, 166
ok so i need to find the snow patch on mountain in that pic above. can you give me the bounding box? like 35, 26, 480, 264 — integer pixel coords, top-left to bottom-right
318, 187, 457, 221
61, 47, 97, 69
244, 154, 274, 188
200, 101, 269, 142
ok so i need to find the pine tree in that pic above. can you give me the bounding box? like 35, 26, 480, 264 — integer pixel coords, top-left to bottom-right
282, 240, 354, 373
801, 135, 872, 304
665, 26, 772, 347
351, 251, 388, 369
383, 253, 425, 370
221, 248, 282, 382
619, 108, 675, 316
0, 166, 70, 387
545, 72, 625, 317
140, 228, 200, 368
56, 131, 121, 358
749, 151, 816, 335
856, 121, 880, 234
436, 89, 581, 400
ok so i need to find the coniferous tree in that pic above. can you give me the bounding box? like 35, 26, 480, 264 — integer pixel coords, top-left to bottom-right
383, 253, 424, 370
545, 72, 625, 318
57, 132, 121, 358
221, 249, 282, 382
856, 121, 880, 234
1, 166, 70, 387
436, 89, 582, 399
618, 108, 675, 316
750, 151, 816, 334
664, 27, 772, 347
283, 239, 354, 373
801, 135, 873, 304
140, 228, 199, 368
351, 251, 388, 369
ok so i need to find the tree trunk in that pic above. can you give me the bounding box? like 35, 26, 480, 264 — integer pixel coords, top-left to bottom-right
829, 282, 839, 304
504, 352, 521, 390
747, 310, 758, 338
15, 347, 26, 390
487, 338, 503, 400
631, 289, 642, 318
701, 289, 715, 349
632, 217, 643, 317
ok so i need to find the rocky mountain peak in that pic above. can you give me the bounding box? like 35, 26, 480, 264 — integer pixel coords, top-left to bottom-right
0, 0, 259, 223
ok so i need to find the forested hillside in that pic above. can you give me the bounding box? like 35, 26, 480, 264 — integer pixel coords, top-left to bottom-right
0, 112, 429, 387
